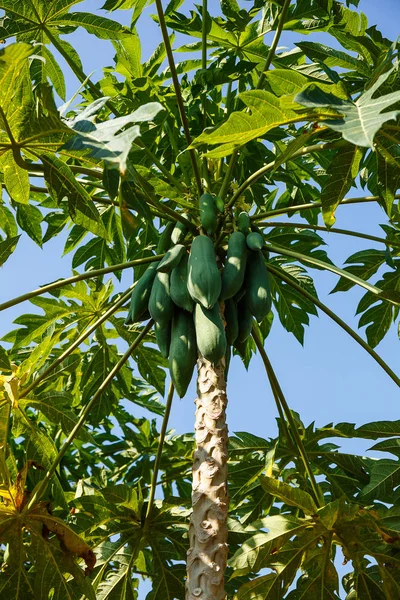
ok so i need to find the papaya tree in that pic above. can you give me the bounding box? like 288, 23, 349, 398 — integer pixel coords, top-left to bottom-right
0, 0, 400, 598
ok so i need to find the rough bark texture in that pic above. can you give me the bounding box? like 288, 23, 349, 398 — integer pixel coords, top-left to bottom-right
186, 356, 229, 600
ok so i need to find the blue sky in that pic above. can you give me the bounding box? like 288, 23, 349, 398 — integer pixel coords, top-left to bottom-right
0, 2, 399, 594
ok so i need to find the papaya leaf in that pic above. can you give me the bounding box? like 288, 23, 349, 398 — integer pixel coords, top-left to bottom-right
320, 144, 363, 226
295, 69, 400, 148
192, 90, 298, 157
260, 475, 318, 515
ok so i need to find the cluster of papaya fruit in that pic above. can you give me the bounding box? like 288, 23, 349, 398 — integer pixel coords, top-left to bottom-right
125, 193, 272, 397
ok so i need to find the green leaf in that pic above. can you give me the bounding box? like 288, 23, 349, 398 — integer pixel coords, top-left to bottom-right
260, 475, 318, 515
41, 154, 108, 239
22, 391, 93, 443
64, 101, 164, 174
320, 144, 363, 227
133, 344, 167, 395
58, 12, 129, 39
0, 235, 19, 266
296, 41, 371, 76
16, 204, 43, 246
295, 69, 400, 148
193, 90, 297, 157
330, 249, 386, 294
229, 514, 308, 576
359, 459, 400, 502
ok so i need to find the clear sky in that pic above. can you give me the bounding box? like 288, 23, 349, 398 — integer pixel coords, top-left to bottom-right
0, 2, 399, 594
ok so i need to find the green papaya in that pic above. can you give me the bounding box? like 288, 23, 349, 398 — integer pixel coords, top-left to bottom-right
148, 271, 174, 325
246, 231, 264, 251
237, 211, 250, 234
157, 221, 174, 254
169, 310, 197, 398
125, 262, 159, 325
200, 192, 218, 235
194, 303, 226, 364
220, 231, 247, 301
154, 320, 171, 359
245, 251, 272, 322
157, 244, 186, 273
171, 219, 187, 244
170, 253, 194, 312
187, 236, 221, 309
237, 295, 254, 343
224, 298, 239, 346
233, 287, 246, 304
215, 195, 224, 214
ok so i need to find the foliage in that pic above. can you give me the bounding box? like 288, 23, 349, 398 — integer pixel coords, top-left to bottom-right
0, 0, 399, 598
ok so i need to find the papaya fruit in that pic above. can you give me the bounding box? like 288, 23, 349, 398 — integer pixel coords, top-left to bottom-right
125, 262, 159, 325
148, 271, 174, 325
237, 211, 250, 234
200, 192, 218, 235
157, 221, 174, 254
194, 303, 226, 364
245, 251, 272, 322
154, 320, 171, 359
220, 231, 247, 301
171, 219, 187, 245
170, 253, 194, 312
157, 244, 186, 273
236, 295, 254, 343
224, 298, 239, 346
215, 195, 224, 214
246, 231, 264, 251
169, 309, 197, 398
233, 287, 246, 304
187, 236, 221, 309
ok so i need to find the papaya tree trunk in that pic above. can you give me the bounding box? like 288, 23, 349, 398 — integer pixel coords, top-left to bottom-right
186, 356, 229, 600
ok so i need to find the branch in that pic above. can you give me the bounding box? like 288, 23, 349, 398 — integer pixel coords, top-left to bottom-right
266, 241, 388, 299
20, 287, 134, 399
0, 254, 164, 313
25, 321, 153, 511
227, 140, 347, 208
257, 0, 291, 89
252, 194, 398, 222
145, 381, 174, 521
260, 221, 400, 249
266, 263, 400, 388
154, 0, 202, 194
252, 326, 324, 508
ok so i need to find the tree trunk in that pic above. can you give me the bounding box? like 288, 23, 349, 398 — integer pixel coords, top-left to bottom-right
186, 356, 229, 600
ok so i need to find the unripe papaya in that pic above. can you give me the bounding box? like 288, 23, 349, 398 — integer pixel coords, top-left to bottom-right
224, 298, 239, 346
200, 192, 218, 235
237, 211, 250, 234
171, 219, 187, 244
170, 253, 194, 312
154, 320, 171, 359
157, 244, 185, 273
187, 236, 221, 309
125, 262, 159, 325
237, 295, 254, 343
157, 221, 174, 254
169, 310, 197, 398
245, 251, 272, 322
246, 232, 264, 251
194, 303, 226, 364
220, 231, 247, 301
215, 195, 224, 214
148, 271, 174, 325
